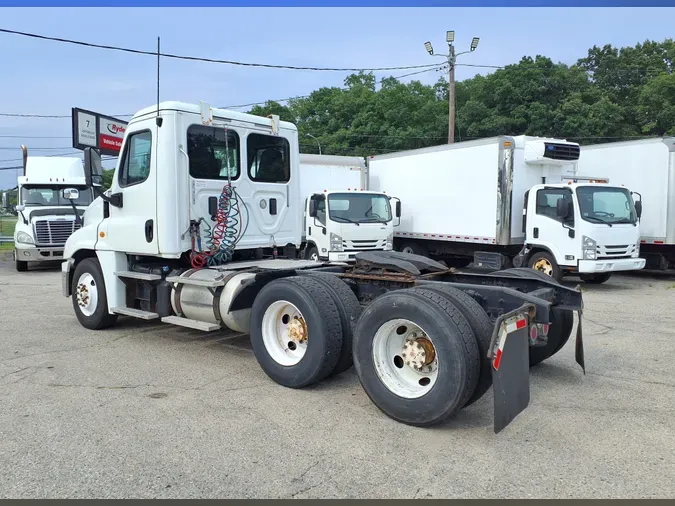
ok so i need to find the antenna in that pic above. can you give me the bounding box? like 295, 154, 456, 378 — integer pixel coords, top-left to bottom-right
156, 36, 163, 127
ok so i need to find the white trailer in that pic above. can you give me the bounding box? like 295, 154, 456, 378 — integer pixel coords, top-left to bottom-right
13, 148, 94, 271
575, 137, 675, 270
367, 135, 646, 283
61, 101, 588, 433
298, 154, 396, 262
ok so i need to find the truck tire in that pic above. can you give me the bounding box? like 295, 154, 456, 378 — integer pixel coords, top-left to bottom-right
71, 257, 118, 330
249, 276, 343, 389
299, 271, 362, 376
15, 258, 28, 272
352, 287, 477, 427
304, 245, 319, 261
492, 267, 575, 365
580, 273, 612, 284
399, 241, 428, 258
415, 284, 493, 407
527, 251, 562, 282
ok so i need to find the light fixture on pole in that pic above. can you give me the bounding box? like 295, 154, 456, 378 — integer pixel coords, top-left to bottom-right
305, 133, 322, 155
423, 31, 481, 144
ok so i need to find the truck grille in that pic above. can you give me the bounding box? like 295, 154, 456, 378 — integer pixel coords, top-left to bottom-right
543, 142, 580, 161
596, 244, 635, 260
342, 239, 387, 252
34, 219, 80, 247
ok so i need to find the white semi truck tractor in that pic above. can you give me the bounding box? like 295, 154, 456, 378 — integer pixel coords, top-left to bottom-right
62, 101, 587, 433
13, 147, 94, 271
366, 136, 646, 284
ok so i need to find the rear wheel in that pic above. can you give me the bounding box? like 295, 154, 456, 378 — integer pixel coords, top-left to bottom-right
416, 284, 493, 407
249, 276, 343, 388
492, 267, 575, 366
300, 271, 362, 376
353, 288, 478, 427
71, 258, 118, 330
399, 241, 428, 258
580, 273, 612, 284
527, 251, 562, 282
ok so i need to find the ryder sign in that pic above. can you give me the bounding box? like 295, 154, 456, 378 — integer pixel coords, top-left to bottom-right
71, 107, 128, 156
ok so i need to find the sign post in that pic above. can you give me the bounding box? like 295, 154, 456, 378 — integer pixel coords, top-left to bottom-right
71, 108, 128, 157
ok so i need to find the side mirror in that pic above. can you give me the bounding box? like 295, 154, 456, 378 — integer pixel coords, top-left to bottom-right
556, 198, 569, 219
83, 147, 103, 187
634, 200, 642, 219
16, 204, 25, 212
308, 198, 318, 218
62, 188, 80, 201
395, 200, 401, 218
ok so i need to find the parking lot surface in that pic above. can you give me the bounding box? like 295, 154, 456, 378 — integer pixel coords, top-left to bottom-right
1, 257, 674, 499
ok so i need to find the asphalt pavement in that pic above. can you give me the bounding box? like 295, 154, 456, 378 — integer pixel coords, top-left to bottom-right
1, 255, 674, 498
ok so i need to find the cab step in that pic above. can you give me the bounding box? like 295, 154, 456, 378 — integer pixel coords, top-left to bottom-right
114, 271, 162, 281
165, 276, 225, 288
111, 307, 160, 320
161, 315, 221, 332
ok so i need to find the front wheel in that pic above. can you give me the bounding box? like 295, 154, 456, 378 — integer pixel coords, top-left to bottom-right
15, 258, 28, 272
304, 245, 319, 262
527, 251, 562, 282
71, 257, 118, 330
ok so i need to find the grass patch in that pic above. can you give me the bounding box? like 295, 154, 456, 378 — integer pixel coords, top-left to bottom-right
0, 216, 16, 238
0, 241, 14, 250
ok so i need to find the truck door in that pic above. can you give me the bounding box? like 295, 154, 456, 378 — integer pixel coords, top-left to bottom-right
243, 132, 296, 248
103, 121, 158, 255
527, 187, 575, 264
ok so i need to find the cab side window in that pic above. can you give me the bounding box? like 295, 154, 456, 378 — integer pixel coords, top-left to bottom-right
535, 189, 574, 226
316, 198, 326, 226
247, 133, 290, 183
119, 131, 152, 187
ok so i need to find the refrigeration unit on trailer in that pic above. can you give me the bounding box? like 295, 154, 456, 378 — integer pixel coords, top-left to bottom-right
13, 148, 94, 271
62, 101, 587, 433
575, 137, 675, 270
299, 153, 397, 262
366, 135, 645, 283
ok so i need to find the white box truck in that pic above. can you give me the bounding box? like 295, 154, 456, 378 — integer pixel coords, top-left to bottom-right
367, 135, 646, 283
60, 101, 588, 433
575, 137, 675, 271
13, 147, 94, 271
298, 154, 396, 262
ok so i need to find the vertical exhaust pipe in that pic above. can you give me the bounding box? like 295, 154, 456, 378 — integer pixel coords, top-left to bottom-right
21, 145, 28, 176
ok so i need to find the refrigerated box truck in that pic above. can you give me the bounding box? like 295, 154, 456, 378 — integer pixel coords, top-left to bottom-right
298, 153, 396, 262
575, 137, 675, 270
366, 135, 645, 283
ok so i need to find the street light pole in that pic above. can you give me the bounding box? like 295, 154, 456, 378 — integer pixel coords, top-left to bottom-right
424, 32, 479, 144
305, 133, 322, 155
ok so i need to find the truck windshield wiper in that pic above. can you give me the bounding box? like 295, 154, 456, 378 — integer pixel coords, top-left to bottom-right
331, 216, 360, 226
585, 216, 613, 227
359, 218, 389, 224
614, 218, 635, 225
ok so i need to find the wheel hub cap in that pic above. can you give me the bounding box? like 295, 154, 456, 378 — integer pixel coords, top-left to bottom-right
287, 316, 308, 344
533, 259, 553, 276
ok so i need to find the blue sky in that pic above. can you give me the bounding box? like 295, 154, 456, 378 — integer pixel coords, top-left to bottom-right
1, 6, 673, 188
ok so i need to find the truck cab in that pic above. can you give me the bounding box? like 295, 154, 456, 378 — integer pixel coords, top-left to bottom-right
13, 154, 93, 271
304, 189, 398, 262
522, 179, 645, 282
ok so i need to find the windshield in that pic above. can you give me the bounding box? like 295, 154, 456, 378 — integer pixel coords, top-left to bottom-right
575, 186, 637, 225
20, 186, 94, 207
327, 193, 392, 223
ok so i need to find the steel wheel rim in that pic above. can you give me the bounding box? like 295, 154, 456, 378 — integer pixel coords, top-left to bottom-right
532, 258, 553, 276
372, 318, 439, 399
261, 300, 308, 366
75, 272, 98, 317
402, 246, 414, 255
309, 252, 319, 261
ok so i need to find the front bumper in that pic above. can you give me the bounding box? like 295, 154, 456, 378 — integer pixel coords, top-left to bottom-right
328, 249, 388, 262
15, 245, 65, 262
61, 258, 74, 297
577, 257, 646, 273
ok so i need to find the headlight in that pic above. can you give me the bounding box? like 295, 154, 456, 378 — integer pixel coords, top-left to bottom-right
16, 231, 34, 245
582, 235, 597, 260
330, 232, 343, 252
385, 233, 393, 251
634, 241, 640, 257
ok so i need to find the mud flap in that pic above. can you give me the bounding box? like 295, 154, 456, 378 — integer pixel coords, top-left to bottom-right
488, 304, 535, 434
575, 308, 585, 374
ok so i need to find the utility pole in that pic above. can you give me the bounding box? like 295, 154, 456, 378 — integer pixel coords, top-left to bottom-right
425, 33, 480, 144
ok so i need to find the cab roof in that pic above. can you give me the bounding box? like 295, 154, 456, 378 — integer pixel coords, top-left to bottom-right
131, 101, 298, 132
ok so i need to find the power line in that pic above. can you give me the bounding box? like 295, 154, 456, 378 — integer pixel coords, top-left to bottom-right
0, 135, 71, 139
0, 27, 440, 73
